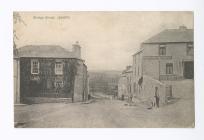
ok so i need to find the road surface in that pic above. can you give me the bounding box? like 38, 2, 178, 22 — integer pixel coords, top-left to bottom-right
14, 95, 194, 128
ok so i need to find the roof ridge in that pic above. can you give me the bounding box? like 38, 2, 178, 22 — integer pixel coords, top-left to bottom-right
19, 44, 64, 48
17, 44, 78, 59
143, 28, 193, 44
18, 45, 71, 52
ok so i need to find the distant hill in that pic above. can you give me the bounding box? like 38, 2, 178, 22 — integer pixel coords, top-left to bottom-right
89, 70, 121, 76
88, 70, 122, 95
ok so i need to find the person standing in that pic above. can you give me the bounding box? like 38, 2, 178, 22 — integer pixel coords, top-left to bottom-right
154, 87, 160, 108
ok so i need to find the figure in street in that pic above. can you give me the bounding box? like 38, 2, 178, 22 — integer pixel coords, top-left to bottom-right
154, 87, 160, 108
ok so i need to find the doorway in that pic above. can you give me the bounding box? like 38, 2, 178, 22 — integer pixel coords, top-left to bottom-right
166, 85, 172, 99
184, 61, 194, 79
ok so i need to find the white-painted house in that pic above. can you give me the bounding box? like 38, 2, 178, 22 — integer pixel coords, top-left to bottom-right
118, 66, 133, 99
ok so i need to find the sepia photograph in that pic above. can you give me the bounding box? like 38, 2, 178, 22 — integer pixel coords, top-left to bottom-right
13, 11, 194, 128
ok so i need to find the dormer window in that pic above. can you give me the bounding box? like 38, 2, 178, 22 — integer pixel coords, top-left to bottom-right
159, 44, 166, 55
31, 59, 39, 74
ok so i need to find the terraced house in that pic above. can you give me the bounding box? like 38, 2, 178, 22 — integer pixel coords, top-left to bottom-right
14, 42, 89, 104
132, 26, 194, 105
118, 66, 133, 100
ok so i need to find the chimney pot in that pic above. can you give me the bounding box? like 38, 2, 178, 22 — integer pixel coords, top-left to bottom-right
72, 41, 81, 58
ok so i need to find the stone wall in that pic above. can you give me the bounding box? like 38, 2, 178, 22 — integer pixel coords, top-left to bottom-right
14, 58, 20, 104
19, 57, 87, 103
74, 60, 88, 102
135, 75, 166, 106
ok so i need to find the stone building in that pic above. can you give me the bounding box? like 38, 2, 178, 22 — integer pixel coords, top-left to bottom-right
118, 66, 133, 100
132, 26, 194, 105
14, 42, 89, 104
14, 45, 20, 104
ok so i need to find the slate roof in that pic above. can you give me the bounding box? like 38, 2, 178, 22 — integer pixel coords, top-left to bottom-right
143, 28, 193, 44
18, 45, 77, 58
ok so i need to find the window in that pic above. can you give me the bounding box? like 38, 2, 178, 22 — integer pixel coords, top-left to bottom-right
55, 81, 64, 88
31, 59, 39, 74
55, 62, 63, 75
166, 63, 173, 74
159, 44, 166, 55
187, 43, 193, 56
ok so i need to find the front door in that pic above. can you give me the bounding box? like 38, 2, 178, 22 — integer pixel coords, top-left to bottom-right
184, 61, 194, 79
166, 85, 172, 99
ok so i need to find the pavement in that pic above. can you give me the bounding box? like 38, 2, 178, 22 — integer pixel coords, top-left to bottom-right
14, 94, 194, 128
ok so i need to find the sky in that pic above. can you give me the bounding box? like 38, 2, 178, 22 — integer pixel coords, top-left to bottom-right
14, 11, 193, 71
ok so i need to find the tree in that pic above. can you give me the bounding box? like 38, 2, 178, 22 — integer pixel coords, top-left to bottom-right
13, 12, 26, 55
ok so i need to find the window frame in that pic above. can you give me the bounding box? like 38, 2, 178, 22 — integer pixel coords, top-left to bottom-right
31, 59, 39, 74
186, 43, 194, 56
166, 63, 173, 74
159, 44, 166, 56
55, 62, 63, 75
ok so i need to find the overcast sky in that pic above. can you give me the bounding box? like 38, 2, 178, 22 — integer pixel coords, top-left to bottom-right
14, 11, 193, 71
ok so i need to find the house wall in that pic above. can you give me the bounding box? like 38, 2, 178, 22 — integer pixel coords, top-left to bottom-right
126, 72, 132, 95
19, 57, 87, 103
131, 42, 193, 105
142, 44, 159, 56
142, 42, 193, 79
162, 80, 194, 99
74, 61, 88, 102
132, 51, 143, 95
14, 58, 20, 104
142, 42, 193, 58
118, 69, 133, 99
161, 43, 193, 79
143, 59, 159, 80
137, 75, 166, 105
118, 75, 128, 98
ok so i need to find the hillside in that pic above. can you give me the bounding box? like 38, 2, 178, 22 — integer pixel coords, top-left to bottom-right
88, 70, 122, 95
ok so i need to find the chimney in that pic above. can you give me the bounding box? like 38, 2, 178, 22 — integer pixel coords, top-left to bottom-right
179, 25, 187, 30
72, 41, 81, 58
